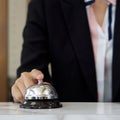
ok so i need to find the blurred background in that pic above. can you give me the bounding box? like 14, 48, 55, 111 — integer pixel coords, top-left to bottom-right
0, 0, 29, 101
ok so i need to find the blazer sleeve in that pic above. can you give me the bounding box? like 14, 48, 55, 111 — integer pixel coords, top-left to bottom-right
17, 0, 51, 82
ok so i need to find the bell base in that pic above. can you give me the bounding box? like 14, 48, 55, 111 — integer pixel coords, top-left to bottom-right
20, 99, 62, 109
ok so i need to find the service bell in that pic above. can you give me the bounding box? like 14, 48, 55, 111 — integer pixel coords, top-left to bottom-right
20, 80, 62, 109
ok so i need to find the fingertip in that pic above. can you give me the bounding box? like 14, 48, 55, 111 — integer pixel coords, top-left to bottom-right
36, 74, 44, 80
31, 69, 44, 80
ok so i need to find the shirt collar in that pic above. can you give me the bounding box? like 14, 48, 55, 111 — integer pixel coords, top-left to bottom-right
84, 0, 116, 6
108, 0, 116, 5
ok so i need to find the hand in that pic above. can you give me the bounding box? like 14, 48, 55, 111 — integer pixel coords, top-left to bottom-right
11, 69, 44, 103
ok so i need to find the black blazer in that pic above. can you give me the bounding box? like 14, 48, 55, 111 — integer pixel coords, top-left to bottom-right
17, 0, 120, 102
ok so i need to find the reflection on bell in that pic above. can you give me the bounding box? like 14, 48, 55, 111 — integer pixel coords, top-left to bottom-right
20, 80, 62, 109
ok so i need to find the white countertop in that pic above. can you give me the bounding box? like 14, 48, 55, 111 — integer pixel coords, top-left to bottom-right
1, 102, 120, 120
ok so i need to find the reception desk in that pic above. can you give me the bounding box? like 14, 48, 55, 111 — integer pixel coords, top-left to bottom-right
0, 102, 120, 120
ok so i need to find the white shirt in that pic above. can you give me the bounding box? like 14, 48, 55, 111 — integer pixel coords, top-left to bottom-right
84, 0, 116, 102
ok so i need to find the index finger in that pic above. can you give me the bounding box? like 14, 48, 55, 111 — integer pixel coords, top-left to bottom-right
30, 69, 44, 80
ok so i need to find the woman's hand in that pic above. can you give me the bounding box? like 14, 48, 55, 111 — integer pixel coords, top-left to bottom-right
11, 69, 44, 103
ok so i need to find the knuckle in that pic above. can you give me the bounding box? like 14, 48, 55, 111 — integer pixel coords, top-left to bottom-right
15, 79, 21, 85
21, 72, 32, 81
31, 69, 37, 72
21, 72, 29, 77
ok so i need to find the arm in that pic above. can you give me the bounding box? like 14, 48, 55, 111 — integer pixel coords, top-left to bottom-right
18, 0, 50, 81
12, 0, 51, 102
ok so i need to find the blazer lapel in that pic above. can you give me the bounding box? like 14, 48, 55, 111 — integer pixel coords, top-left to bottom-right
112, 0, 120, 101
60, 0, 97, 100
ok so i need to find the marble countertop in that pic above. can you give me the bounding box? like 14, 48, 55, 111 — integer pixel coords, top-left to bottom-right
1, 102, 120, 120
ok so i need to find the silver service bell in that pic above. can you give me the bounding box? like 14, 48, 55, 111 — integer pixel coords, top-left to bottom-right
20, 80, 62, 109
